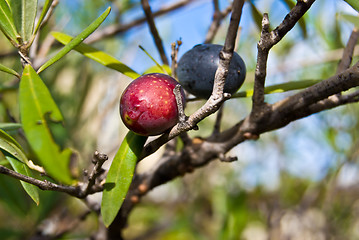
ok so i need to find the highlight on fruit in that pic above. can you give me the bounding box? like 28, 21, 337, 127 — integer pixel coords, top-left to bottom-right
120, 73, 185, 136
176, 44, 246, 99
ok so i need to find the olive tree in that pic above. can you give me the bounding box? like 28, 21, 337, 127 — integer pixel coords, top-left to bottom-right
0, 0, 358, 239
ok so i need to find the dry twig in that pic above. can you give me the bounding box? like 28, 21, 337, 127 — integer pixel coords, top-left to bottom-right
205, 0, 232, 43
337, 28, 359, 73
251, 0, 316, 114
141, 0, 169, 65
87, 0, 196, 44
0, 151, 108, 198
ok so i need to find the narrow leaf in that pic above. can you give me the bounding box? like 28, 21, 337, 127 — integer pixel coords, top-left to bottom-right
143, 64, 171, 75
0, 123, 22, 131
101, 131, 147, 227
139, 45, 168, 74
0, 62, 20, 78
0, 129, 39, 204
0, 0, 19, 44
19, 64, 73, 184
0, 128, 29, 165
4, 151, 40, 205
22, 0, 38, 41
232, 79, 322, 98
9, 0, 37, 41
37, 7, 111, 74
339, 14, 359, 28
33, 0, 53, 35
343, 0, 359, 12
51, 31, 140, 79
333, 16, 344, 48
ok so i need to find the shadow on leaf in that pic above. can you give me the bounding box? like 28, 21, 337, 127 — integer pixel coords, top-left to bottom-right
103, 182, 116, 191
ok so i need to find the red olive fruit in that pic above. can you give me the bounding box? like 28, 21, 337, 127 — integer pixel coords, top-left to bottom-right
120, 73, 185, 136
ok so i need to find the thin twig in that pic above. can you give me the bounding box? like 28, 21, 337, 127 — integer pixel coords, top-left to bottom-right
171, 40, 182, 78
173, 84, 189, 128
337, 28, 359, 73
252, 13, 270, 110
306, 89, 359, 114
212, 0, 244, 99
251, 0, 316, 113
212, 104, 224, 135
33, 33, 57, 68
39, 0, 59, 31
270, 62, 359, 130
53, 211, 92, 239
18, 50, 32, 67
0, 151, 108, 198
0, 164, 80, 196
82, 151, 108, 196
87, 0, 196, 44
205, 1, 232, 44
141, 0, 169, 65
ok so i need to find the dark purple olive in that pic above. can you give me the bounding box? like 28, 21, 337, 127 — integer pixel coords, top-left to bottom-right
176, 44, 246, 99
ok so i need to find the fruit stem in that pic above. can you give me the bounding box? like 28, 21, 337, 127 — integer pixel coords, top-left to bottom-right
173, 84, 186, 123
173, 84, 197, 131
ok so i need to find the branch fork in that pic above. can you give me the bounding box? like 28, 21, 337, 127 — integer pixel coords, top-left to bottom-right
141, 0, 245, 159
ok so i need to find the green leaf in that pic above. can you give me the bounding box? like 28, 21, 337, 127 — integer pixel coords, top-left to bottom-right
0, 128, 29, 165
232, 79, 322, 98
333, 17, 344, 48
339, 13, 359, 28
33, 0, 53, 35
8, 0, 38, 42
51, 31, 140, 79
0, 62, 20, 78
0, 123, 22, 131
37, 7, 111, 74
4, 151, 40, 205
0, 129, 39, 204
343, 0, 359, 12
19, 64, 73, 184
139, 45, 168, 74
101, 131, 147, 227
143, 64, 171, 75
0, 0, 19, 44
